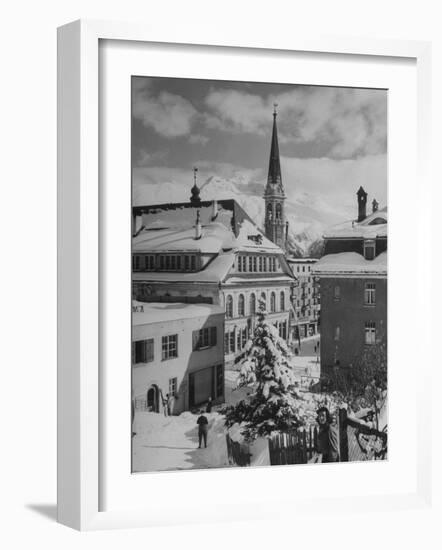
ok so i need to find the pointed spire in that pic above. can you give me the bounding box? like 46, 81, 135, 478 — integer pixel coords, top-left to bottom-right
190, 166, 201, 206
265, 104, 284, 196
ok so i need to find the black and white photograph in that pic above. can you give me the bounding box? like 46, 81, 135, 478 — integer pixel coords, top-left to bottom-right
130, 76, 388, 473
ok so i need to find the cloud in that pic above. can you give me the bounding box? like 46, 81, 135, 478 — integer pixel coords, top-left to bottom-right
133, 85, 197, 138
188, 134, 209, 146
203, 86, 387, 159
281, 154, 387, 217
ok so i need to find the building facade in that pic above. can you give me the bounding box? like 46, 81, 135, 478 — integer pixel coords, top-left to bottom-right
132, 198, 296, 368
287, 258, 320, 339
313, 188, 387, 376
132, 301, 225, 414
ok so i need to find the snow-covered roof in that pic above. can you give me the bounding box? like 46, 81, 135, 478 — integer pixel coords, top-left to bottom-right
133, 222, 234, 254
323, 206, 387, 239
133, 200, 281, 254
287, 257, 318, 264
132, 253, 236, 284
132, 301, 224, 326
313, 251, 387, 276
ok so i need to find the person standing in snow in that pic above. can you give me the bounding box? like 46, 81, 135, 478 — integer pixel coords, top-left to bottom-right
197, 410, 209, 448
315, 406, 339, 463
167, 393, 174, 416
206, 397, 213, 413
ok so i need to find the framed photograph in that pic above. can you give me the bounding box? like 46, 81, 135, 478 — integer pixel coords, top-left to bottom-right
57, 20, 432, 530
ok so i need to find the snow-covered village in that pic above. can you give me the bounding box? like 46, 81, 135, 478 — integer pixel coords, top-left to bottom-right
131, 77, 388, 472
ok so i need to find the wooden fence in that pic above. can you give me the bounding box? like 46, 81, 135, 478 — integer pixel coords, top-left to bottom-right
225, 434, 252, 467
268, 426, 318, 465
268, 409, 387, 466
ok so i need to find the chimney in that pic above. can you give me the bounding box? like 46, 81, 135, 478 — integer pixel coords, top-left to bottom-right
372, 198, 379, 213
195, 209, 202, 240
357, 186, 368, 222
211, 199, 218, 220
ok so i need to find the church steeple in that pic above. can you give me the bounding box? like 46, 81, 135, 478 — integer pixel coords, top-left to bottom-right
264, 104, 287, 250
266, 104, 284, 196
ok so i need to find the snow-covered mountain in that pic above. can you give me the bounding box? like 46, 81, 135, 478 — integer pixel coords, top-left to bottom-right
134, 175, 352, 257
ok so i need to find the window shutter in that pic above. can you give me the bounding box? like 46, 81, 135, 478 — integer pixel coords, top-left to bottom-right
131, 342, 136, 364
210, 326, 217, 346
192, 330, 199, 351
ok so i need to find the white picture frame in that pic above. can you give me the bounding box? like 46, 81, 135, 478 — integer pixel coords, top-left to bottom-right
57, 19, 432, 531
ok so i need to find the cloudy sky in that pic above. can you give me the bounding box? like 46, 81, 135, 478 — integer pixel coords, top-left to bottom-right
132, 76, 387, 217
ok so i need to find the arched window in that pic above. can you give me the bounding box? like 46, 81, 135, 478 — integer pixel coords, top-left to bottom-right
280, 291, 285, 311
260, 292, 267, 310
226, 295, 233, 318
238, 294, 245, 317
276, 203, 282, 220
249, 293, 256, 315
270, 292, 276, 312
267, 203, 273, 220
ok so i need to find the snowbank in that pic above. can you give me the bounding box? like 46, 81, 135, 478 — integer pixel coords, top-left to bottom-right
133, 411, 230, 473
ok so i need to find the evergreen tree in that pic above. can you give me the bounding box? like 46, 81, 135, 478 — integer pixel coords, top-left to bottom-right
223, 300, 304, 440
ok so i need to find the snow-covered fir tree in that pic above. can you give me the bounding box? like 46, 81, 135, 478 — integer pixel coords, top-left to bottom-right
223, 299, 304, 440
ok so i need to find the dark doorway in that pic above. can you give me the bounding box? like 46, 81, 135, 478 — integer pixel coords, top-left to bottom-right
147, 384, 160, 412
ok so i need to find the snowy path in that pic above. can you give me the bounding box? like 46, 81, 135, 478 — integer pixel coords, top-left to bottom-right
132, 411, 231, 473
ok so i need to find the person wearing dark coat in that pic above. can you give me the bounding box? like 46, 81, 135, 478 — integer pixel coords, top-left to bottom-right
316, 406, 339, 462
197, 411, 209, 448
206, 397, 213, 413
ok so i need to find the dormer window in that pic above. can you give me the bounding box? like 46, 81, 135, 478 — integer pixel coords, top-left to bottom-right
364, 239, 376, 260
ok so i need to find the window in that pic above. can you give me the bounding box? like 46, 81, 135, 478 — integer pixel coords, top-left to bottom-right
225, 295, 233, 318
191, 255, 196, 270
184, 255, 190, 271
224, 333, 229, 353
262, 257, 267, 271
162, 334, 178, 360
176, 256, 181, 270
302, 266, 305, 272
229, 331, 235, 353
276, 203, 282, 220
364, 239, 376, 260
273, 257, 277, 271
169, 377, 177, 396
249, 256, 253, 271
280, 291, 285, 311
133, 339, 154, 364
253, 256, 257, 272
238, 256, 242, 272
334, 326, 341, 341
364, 282, 376, 305
249, 293, 256, 315
238, 294, 245, 316
242, 327, 248, 348
216, 364, 224, 398
270, 292, 276, 312
258, 256, 263, 272
193, 327, 217, 350
242, 256, 247, 272
133, 255, 141, 271
237, 330, 242, 351
365, 321, 376, 345
334, 285, 341, 301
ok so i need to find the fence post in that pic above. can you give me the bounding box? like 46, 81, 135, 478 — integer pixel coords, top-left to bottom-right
338, 408, 349, 462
